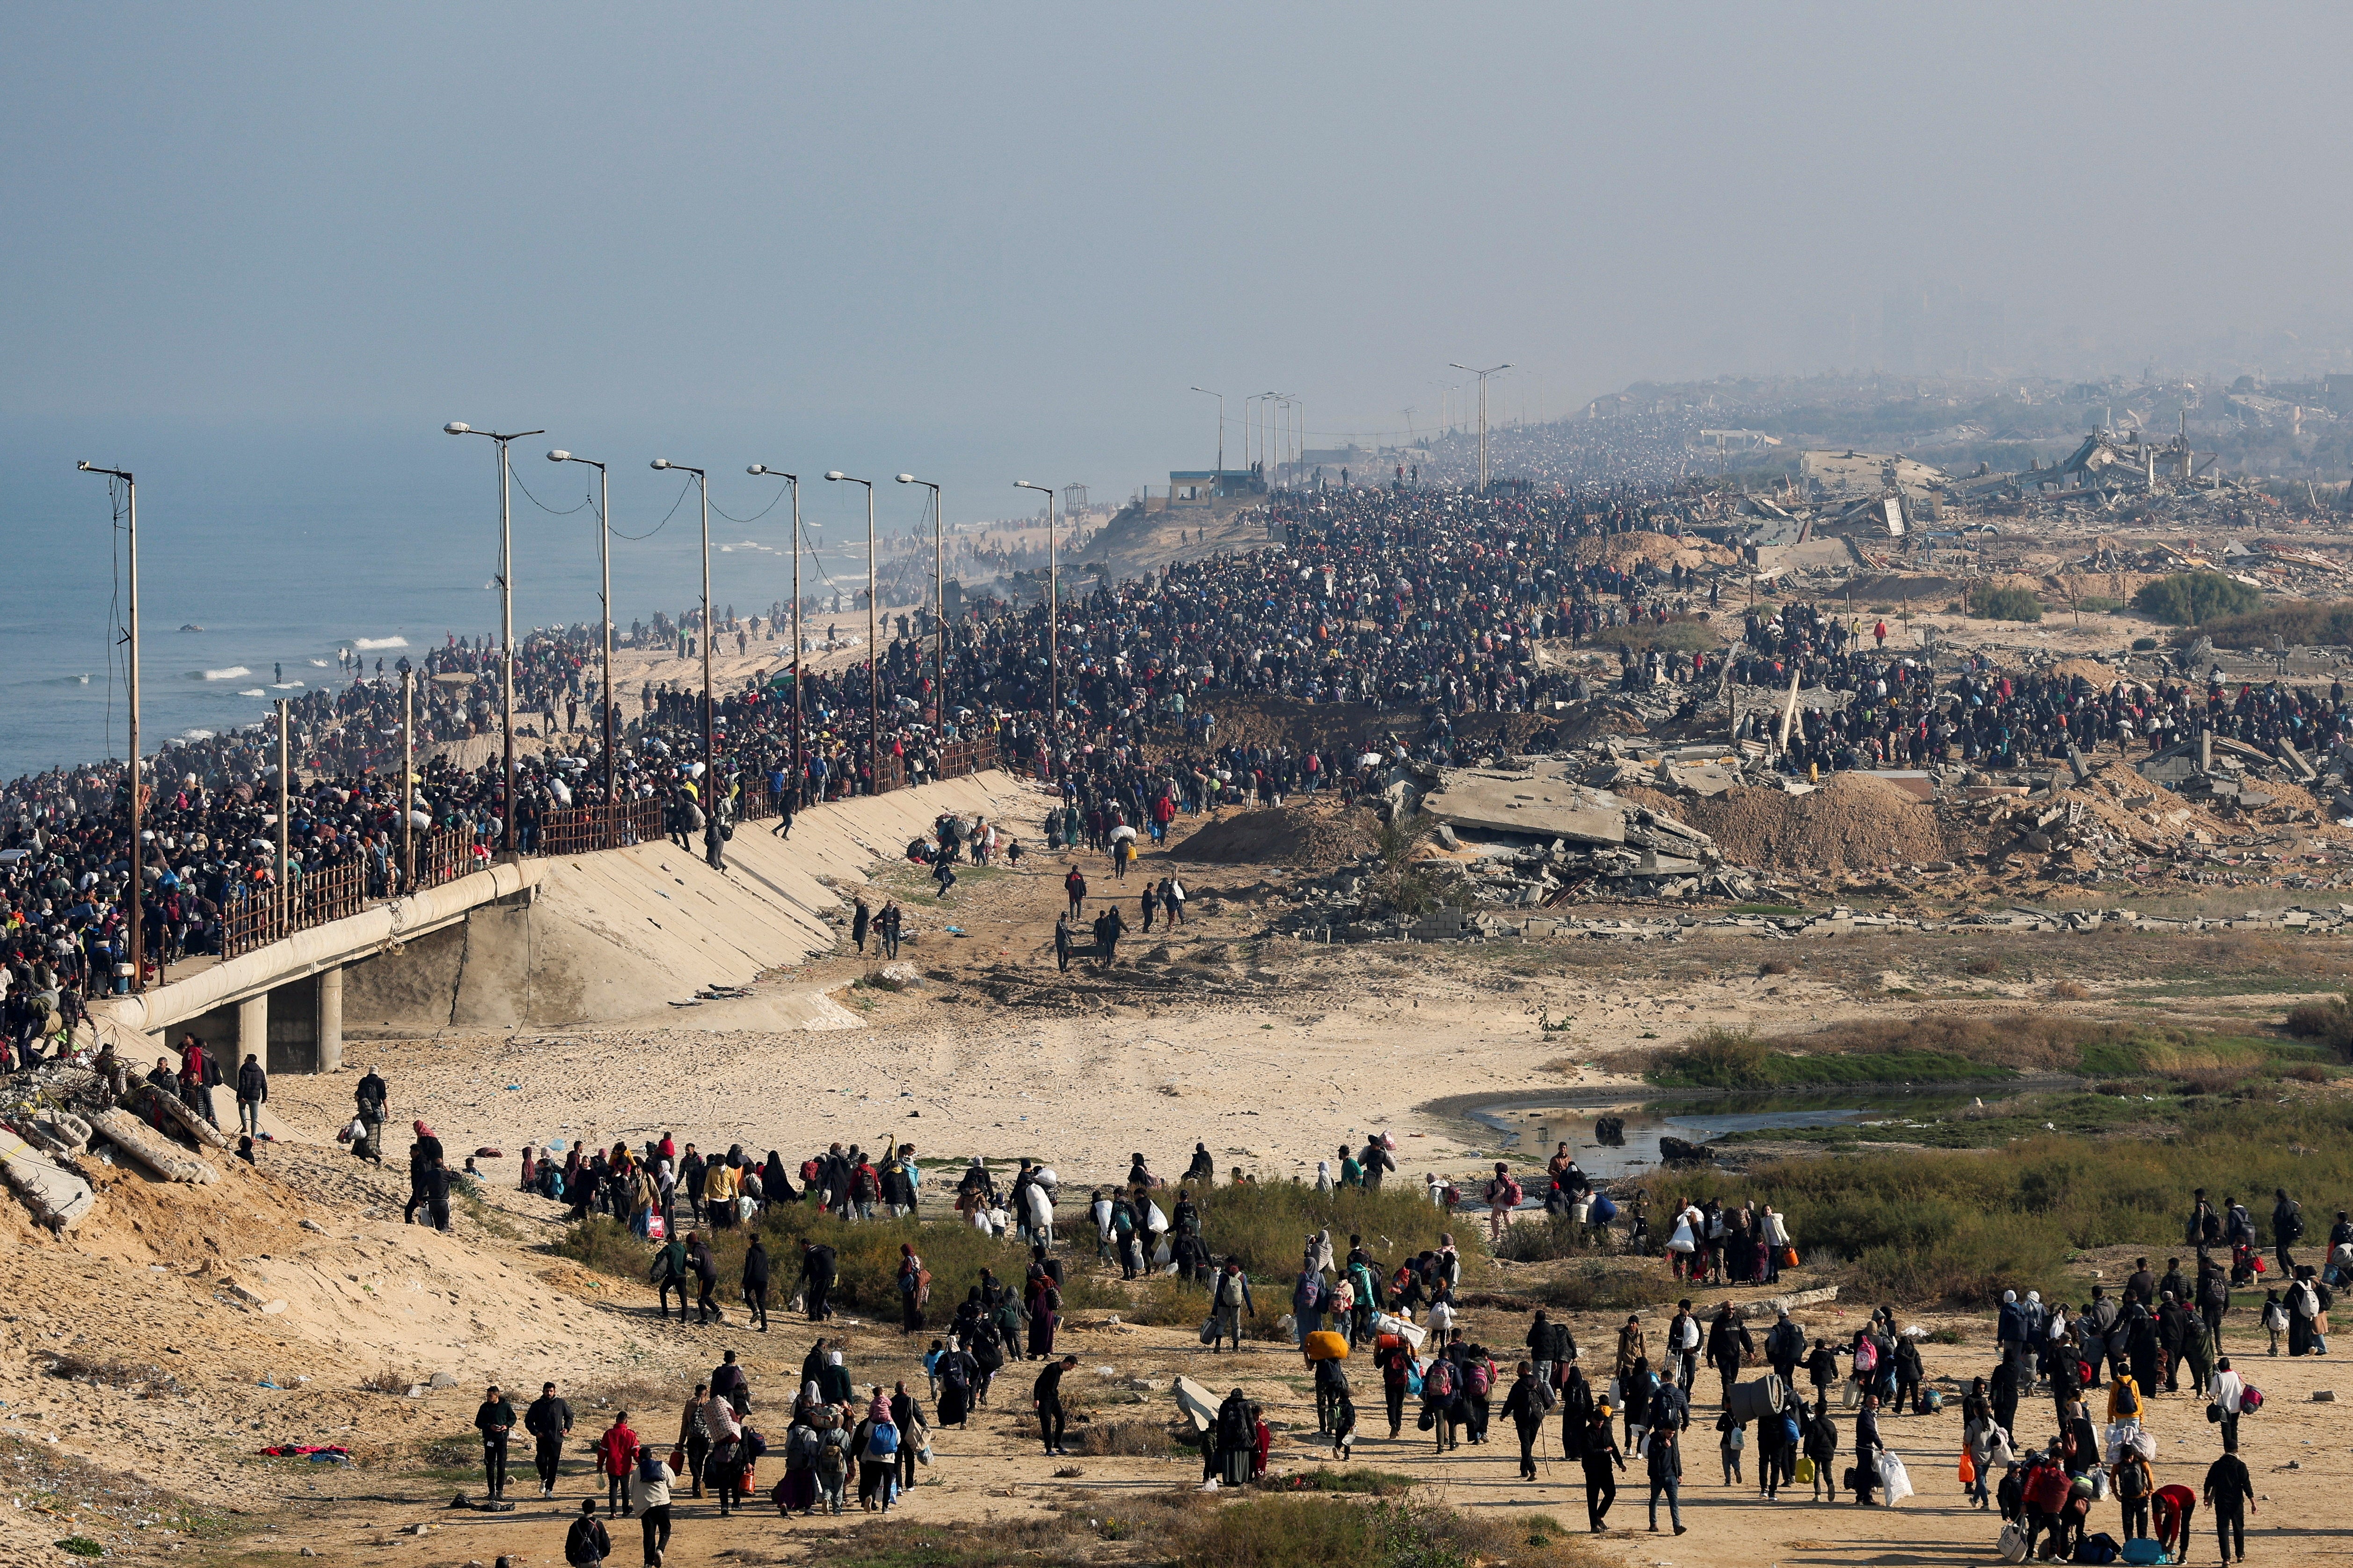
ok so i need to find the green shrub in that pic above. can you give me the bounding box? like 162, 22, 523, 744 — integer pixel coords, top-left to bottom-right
1632, 1100, 2353, 1304
2134, 572, 2262, 626
2285, 995, 2353, 1062
1645, 1027, 2014, 1089
555, 1177, 1470, 1333
2191, 600, 2353, 648
1970, 585, 2044, 622
1493, 1212, 1610, 1262
2131, 637, 2159, 652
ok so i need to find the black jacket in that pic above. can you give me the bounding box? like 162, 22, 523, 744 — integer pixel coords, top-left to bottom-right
801, 1243, 838, 1285
565, 1514, 612, 1567
525, 1394, 573, 1440
1033, 1362, 1068, 1411
236, 1061, 267, 1102
743, 1242, 771, 1287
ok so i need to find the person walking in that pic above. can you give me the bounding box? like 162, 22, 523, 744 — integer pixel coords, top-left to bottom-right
234, 1053, 267, 1139
563, 1497, 612, 1568
742, 1237, 771, 1331
352, 1064, 388, 1164
1053, 913, 1073, 973
1645, 1422, 1685, 1535
649, 1234, 690, 1323
1580, 1407, 1624, 1533
1209, 1260, 1255, 1352
851, 897, 872, 956
596, 1409, 639, 1517
525, 1380, 575, 1499
627, 1444, 674, 1568
1033, 1353, 1076, 1455
799, 1239, 838, 1322
1064, 864, 1086, 919
1850, 1394, 1882, 1506
474, 1383, 518, 1503
2204, 1445, 2254, 1564
675, 1382, 712, 1501
1502, 1360, 1554, 1481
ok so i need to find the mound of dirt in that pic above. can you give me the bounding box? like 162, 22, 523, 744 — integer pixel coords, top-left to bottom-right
1623, 773, 1950, 872
1170, 804, 1378, 866
1566, 531, 1738, 572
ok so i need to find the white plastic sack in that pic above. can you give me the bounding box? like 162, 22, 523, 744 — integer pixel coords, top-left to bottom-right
1666, 1219, 1697, 1253
1151, 1236, 1173, 1267
1878, 1450, 1913, 1503
1145, 1200, 1169, 1234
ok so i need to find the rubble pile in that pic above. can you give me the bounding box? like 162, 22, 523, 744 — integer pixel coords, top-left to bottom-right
0, 1060, 230, 1229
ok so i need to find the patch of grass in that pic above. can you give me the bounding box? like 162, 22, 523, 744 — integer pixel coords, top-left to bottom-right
1971, 585, 2045, 622
1645, 1027, 2016, 1089
54, 1539, 102, 1558
1078, 1419, 1175, 1457
1493, 1212, 1613, 1263
2285, 995, 2353, 1060
358, 1367, 411, 1394
2051, 980, 2091, 1001
817, 1492, 1595, 1568
1759, 958, 1796, 977
1532, 1259, 1661, 1312
2138, 572, 2263, 627
1712, 1092, 2157, 1149
1962, 955, 2003, 977
1278, 1468, 1419, 1496
1632, 1099, 2353, 1306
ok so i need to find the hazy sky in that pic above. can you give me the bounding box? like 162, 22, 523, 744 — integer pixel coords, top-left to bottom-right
7, 3, 2353, 513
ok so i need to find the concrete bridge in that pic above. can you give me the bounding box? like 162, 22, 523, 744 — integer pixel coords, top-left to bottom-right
88, 770, 1034, 1072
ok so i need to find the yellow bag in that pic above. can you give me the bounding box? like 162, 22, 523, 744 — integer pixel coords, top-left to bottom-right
1304, 1330, 1350, 1361
1794, 1457, 1815, 1484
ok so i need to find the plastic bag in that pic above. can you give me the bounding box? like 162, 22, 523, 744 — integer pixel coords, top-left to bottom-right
1878, 1450, 1913, 1503
1146, 1201, 1169, 1234
1794, 1456, 1815, 1484
1958, 1449, 1976, 1486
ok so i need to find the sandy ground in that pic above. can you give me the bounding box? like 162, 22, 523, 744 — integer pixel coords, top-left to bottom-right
18, 790, 2353, 1567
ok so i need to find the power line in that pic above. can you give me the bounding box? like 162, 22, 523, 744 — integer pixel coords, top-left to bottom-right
610, 477, 695, 541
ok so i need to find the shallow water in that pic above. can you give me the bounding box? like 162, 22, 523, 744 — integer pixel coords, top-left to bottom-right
1469, 1088, 1981, 1181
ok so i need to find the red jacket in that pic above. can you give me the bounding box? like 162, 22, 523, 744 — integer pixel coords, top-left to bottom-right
597, 1422, 638, 1477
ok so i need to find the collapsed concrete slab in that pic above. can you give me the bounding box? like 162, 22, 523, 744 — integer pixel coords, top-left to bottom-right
1421, 769, 1629, 846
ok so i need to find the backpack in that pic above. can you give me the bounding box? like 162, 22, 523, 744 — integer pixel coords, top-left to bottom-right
2286, 1203, 2306, 1241
1423, 1359, 1456, 1401
1466, 1361, 1492, 1397
565, 1517, 606, 1567
816, 1438, 849, 1484
2075, 1532, 2121, 1565
866, 1422, 900, 1459
1501, 1178, 1523, 1207
1853, 1337, 1879, 1373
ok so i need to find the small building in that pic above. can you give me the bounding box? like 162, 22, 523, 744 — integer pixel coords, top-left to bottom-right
1166, 469, 1258, 504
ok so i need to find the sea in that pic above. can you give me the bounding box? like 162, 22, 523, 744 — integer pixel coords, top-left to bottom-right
1, 416, 1130, 783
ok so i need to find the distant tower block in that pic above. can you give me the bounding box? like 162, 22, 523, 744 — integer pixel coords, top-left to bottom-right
1061, 483, 1088, 516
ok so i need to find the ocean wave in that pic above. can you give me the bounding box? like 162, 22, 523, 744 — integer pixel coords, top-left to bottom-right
237, 688, 266, 697
269, 681, 306, 690
352, 636, 408, 650
196, 666, 252, 681
309, 658, 330, 667
178, 729, 215, 741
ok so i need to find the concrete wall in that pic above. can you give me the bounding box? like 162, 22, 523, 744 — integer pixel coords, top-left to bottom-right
310, 769, 1034, 1038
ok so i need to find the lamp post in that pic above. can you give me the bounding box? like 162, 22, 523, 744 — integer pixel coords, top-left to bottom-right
748, 465, 802, 809
443, 421, 544, 855
1014, 479, 1057, 752
896, 474, 947, 734
824, 472, 880, 792
1449, 363, 1510, 492
548, 450, 616, 839
649, 459, 716, 782
76, 461, 143, 991
1189, 386, 1224, 480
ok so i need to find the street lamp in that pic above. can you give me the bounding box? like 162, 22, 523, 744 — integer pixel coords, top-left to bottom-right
748, 465, 803, 809
896, 474, 948, 735
547, 450, 617, 837
77, 461, 144, 990
444, 421, 544, 855
1015, 479, 1058, 748
649, 458, 716, 782
1189, 386, 1225, 478
824, 471, 881, 792
1449, 363, 1510, 491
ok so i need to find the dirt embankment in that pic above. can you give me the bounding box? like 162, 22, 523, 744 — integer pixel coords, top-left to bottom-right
1622, 772, 1953, 872
1170, 803, 1379, 866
